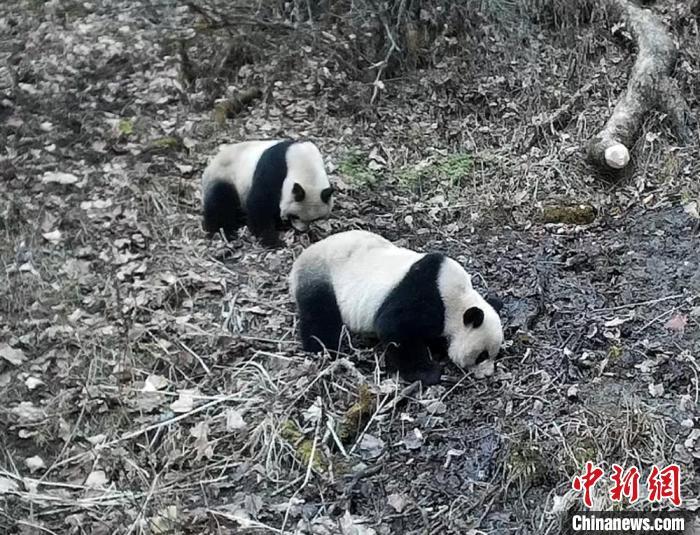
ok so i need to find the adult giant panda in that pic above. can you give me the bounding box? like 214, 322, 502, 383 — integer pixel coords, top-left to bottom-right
201, 140, 334, 246
289, 230, 504, 385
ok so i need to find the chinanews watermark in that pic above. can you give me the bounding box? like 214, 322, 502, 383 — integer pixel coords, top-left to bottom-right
563, 462, 695, 534
563, 511, 692, 535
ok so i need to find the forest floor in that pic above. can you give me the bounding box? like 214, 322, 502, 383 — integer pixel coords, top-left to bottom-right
1, 1, 699, 534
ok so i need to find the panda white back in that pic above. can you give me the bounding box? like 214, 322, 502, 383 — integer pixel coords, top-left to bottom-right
290, 230, 410, 331
331, 244, 422, 333
202, 140, 281, 203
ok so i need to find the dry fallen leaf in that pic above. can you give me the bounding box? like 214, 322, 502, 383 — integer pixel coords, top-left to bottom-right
85, 470, 109, 489
340, 510, 377, 535
444, 448, 465, 468
604, 316, 628, 327
87, 434, 107, 445
386, 493, 408, 513
683, 200, 699, 219
150, 505, 179, 534
472, 359, 495, 379
0, 344, 26, 366
190, 421, 214, 460
42, 229, 62, 243
170, 389, 196, 413
142, 374, 168, 392
402, 428, 424, 451
664, 314, 688, 333
423, 400, 447, 415
41, 171, 79, 185
225, 408, 246, 431
12, 401, 45, 423
358, 433, 385, 460
0, 477, 19, 493
302, 397, 323, 423
648, 383, 665, 398
25, 455, 45, 473
24, 377, 44, 390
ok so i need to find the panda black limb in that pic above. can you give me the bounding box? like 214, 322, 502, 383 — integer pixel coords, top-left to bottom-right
296, 279, 344, 354
202, 181, 246, 240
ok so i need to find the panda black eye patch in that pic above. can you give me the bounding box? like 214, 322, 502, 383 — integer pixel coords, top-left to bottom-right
292, 183, 306, 202
463, 307, 484, 328
321, 187, 334, 203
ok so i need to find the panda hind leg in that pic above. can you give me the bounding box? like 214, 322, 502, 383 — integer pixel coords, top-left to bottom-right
385, 342, 443, 386
296, 280, 344, 355
203, 181, 245, 240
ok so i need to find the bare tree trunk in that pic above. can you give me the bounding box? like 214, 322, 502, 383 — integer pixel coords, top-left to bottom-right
587, 0, 694, 172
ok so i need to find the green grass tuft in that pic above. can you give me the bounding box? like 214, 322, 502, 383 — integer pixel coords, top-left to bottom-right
397, 152, 474, 192
338, 150, 377, 186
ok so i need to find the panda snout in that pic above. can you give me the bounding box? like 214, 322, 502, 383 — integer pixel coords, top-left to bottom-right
289, 217, 310, 232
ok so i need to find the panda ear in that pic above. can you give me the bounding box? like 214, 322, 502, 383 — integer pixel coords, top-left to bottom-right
463, 307, 484, 328
321, 186, 333, 204
486, 295, 504, 314
292, 183, 306, 202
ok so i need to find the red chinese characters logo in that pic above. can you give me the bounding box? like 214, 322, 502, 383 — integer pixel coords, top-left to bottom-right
610, 464, 640, 503
647, 464, 681, 507
572, 461, 605, 508
573, 463, 682, 507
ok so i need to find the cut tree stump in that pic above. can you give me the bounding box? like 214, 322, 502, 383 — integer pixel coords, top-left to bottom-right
587, 0, 694, 172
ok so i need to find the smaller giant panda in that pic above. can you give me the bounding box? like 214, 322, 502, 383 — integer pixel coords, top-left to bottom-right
289, 230, 504, 385
201, 140, 334, 247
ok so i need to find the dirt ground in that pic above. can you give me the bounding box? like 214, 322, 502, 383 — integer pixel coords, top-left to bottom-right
1, 1, 699, 534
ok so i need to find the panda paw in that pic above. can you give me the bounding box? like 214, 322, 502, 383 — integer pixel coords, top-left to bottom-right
258, 233, 284, 249
399, 362, 443, 386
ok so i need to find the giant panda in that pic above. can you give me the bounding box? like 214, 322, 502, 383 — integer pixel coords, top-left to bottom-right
289, 230, 504, 385
201, 140, 334, 247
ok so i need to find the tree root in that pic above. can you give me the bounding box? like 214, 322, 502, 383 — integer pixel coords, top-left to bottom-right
587, 0, 694, 172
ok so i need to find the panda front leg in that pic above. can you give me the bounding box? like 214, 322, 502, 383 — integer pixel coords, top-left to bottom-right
257, 226, 284, 248
296, 281, 344, 355
245, 195, 285, 248
384, 340, 443, 386
247, 214, 283, 248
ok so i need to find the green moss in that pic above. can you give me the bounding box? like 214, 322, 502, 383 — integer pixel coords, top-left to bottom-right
565, 437, 599, 474
608, 345, 622, 361
147, 136, 184, 152
338, 384, 375, 444
435, 152, 473, 187
213, 101, 233, 127
542, 204, 596, 225
280, 420, 327, 472
397, 152, 474, 191
118, 118, 134, 136
508, 440, 548, 486
338, 150, 377, 186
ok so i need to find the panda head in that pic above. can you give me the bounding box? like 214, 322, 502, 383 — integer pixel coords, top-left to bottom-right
280, 142, 334, 232
439, 259, 504, 369
285, 182, 334, 232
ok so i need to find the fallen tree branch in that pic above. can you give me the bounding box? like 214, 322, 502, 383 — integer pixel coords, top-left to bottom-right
587, 0, 694, 172
213, 88, 262, 126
